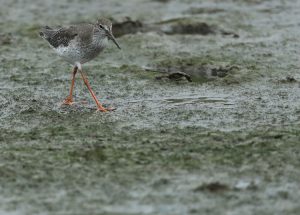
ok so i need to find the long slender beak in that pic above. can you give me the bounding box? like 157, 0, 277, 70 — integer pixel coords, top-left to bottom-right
107, 31, 121, 50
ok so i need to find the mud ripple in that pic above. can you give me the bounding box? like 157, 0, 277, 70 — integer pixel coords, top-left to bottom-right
151, 58, 240, 82
112, 17, 239, 38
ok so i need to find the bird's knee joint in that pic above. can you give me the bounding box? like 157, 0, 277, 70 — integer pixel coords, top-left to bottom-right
83, 78, 89, 85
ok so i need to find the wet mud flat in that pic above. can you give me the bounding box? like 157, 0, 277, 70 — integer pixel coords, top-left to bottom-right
1, 0, 300, 214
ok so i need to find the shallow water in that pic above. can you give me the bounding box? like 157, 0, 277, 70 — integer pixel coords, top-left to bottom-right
1, 0, 300, 214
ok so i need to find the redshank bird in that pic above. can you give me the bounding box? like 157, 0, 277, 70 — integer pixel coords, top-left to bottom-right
39, 18, 121, 112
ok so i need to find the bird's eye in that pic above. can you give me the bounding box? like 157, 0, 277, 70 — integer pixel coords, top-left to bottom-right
99, 25, 104, 29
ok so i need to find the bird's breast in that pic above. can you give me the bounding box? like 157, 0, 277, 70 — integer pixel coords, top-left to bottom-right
54, 37, 107, 64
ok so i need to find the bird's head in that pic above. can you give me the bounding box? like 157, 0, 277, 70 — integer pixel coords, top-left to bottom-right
96, 18, 121, 49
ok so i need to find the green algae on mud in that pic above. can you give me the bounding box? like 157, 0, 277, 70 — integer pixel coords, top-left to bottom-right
1, 0, 300, 214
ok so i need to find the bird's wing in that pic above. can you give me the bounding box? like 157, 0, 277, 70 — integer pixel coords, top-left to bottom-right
73, 24, 95, 47
39, 26, 79, 48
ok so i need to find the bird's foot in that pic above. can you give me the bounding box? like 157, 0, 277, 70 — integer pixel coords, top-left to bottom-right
62, 96, 75, 106
96, 106, 116, 112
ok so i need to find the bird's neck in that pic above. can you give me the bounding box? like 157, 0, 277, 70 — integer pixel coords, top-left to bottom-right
93, 28, 108, 49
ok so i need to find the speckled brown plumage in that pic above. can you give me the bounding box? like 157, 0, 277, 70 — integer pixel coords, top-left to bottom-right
39, 18, 121, 112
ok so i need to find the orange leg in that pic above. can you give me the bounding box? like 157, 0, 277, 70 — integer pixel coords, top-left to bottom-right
79, 70, 113, 112
63, 67, 78, 105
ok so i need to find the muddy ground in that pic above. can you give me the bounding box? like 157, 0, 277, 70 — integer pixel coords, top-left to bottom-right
1, 0, 300, 214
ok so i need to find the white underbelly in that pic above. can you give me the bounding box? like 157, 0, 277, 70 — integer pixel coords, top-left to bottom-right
55, 44, 103, 64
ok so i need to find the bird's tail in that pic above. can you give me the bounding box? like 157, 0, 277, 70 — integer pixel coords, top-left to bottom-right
39, 26, 55, 39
